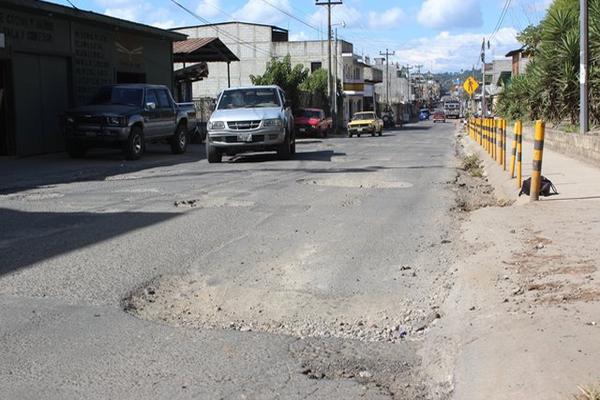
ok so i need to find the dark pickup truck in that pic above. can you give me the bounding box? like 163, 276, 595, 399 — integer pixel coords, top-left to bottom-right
64, 84, 197, 160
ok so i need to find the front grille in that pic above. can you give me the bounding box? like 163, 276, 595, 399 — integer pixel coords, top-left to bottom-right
75, 116, 105, 125
227, 120, 261, 130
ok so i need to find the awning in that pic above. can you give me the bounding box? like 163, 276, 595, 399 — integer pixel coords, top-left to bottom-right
173, 38, 239, 63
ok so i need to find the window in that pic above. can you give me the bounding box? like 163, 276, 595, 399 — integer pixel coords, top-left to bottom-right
311, 62, 322, 73
145, 90, 158, 107
155, 89, 171, 109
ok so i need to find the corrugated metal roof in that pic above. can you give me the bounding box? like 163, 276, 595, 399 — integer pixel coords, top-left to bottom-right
173, 38, 239, 63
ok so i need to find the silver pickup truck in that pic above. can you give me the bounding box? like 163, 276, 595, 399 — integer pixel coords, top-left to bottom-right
64, 84, 197, 160
205, 85, 295, 163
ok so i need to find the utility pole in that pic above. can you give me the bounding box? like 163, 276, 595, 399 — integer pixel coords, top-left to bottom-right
580, 0, 589, 134
481, 38, 487, 116
380, 49, 395, 112
316, 0, 342, 131
334, 28, 338, 119
405, 64, 414, 103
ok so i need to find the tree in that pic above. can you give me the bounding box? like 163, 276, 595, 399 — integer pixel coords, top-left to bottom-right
249, 55, 308, 112
516, 24, 543, 57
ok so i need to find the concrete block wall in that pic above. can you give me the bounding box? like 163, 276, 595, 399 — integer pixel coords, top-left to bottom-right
522, 125, 600, 168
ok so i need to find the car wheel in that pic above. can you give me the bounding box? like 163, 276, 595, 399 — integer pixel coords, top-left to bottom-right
321, 128, 328, 138
66, 141, 87, 159
357, 133, 361, 138
378, 128, 383, 136
170, 123, 188, 154
347, 132, 352, 138
277, 129, 292, 160
206, 142, 222, 163
123, 126, 143, 160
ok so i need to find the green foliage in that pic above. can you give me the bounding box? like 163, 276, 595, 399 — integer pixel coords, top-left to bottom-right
300, 68, 328, 95
250, 55, 308, 111
497, 0, 600, 126
517, 24, 543, 56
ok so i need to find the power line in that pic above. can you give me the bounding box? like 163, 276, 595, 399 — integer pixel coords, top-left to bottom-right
168, 0, 272, 57
489, 0, 512, 43
259, 0, 323, 35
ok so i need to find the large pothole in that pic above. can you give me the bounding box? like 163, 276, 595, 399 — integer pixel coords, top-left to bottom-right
123, 273, 440, 343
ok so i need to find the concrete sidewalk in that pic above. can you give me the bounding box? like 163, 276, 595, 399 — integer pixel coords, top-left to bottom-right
422, 130, 600, 400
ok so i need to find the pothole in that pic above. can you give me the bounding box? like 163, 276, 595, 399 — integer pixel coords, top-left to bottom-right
174, 195, 254, 208
123, 274, 438, 343
297, 173, 413, 189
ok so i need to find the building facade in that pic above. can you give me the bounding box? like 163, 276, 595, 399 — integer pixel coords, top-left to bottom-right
173, 22, 372, 124
0, 0, 184, 156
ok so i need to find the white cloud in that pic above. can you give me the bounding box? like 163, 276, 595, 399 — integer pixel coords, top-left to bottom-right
196, 0, 221, 19
104, 6, 138, 21
232, 0, 291, 25
390, 27, 520, 72
368, 7, 405, 29
290, 31, 310, 41
417, 0, 482, 30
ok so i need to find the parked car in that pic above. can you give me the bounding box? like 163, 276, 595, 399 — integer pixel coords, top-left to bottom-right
419, 108, 430, 119
419, 110, 430, 121
205, 85, 295, 163
295, 108, 332, 138
432, 111, 446, 123
64, 84, 197, 160
347, 111, 384, 137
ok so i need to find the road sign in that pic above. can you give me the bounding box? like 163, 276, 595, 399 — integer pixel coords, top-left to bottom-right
463, 76, 479, 96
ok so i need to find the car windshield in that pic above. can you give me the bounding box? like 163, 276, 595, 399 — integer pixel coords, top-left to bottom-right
217, 88, 280, 109
352, 112, 375, 120
300, 110, 321, 118
90, 86, 143, 107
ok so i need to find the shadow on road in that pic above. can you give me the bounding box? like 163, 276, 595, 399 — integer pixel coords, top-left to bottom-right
0, 144, 207, 195
228, 150, 346, 163
0, 208, 181, 276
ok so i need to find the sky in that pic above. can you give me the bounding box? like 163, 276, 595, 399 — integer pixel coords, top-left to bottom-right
49, 0, 553, 72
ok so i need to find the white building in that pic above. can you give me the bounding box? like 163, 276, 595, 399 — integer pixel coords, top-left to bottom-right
172, 22, 374, 124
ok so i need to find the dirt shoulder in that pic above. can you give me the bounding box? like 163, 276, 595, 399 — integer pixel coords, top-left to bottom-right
422, 130, 600, 399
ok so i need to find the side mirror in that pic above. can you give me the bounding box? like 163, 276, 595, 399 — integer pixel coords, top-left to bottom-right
209, 102, 216, 112
146, 102, 156, 110
284, 100, 291, 108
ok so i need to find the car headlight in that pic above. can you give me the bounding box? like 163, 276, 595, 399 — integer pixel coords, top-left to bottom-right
263, 118, 283, 127
106, 116, 126, 126
209, 120, 225, 130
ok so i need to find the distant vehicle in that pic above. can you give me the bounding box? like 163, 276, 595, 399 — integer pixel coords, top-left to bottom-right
419, 108, 430, 119
432, 111, 446, 123
294, 108, 332, 138
443, 99, 461, 119
205, 85, 295, 163
64, 84, 197, 160
419, 110, 429, 121
347, 111, 384, 137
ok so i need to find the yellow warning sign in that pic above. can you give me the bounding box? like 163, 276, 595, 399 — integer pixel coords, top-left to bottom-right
463, 76, 479, 96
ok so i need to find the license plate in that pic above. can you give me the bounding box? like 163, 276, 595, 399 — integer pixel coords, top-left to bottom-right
358, 128, 363, 132
85, 131, 97, 137
237, 133, 252, 142
299, 128, 306, 132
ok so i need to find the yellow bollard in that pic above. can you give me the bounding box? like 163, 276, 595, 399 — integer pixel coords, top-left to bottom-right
500, 119, 506, 171
478, 118, 482, 146
509, 122, 518, 177
516, 121, 523, 188
530, 120, 546, 201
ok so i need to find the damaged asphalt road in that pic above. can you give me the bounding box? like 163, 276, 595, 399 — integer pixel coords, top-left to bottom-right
0, 122, 460, 399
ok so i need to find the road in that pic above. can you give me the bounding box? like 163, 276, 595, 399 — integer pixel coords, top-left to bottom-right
0, 121, 459, 399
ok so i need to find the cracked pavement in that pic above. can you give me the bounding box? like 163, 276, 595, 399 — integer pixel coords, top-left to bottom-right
0, 121, 458, 399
